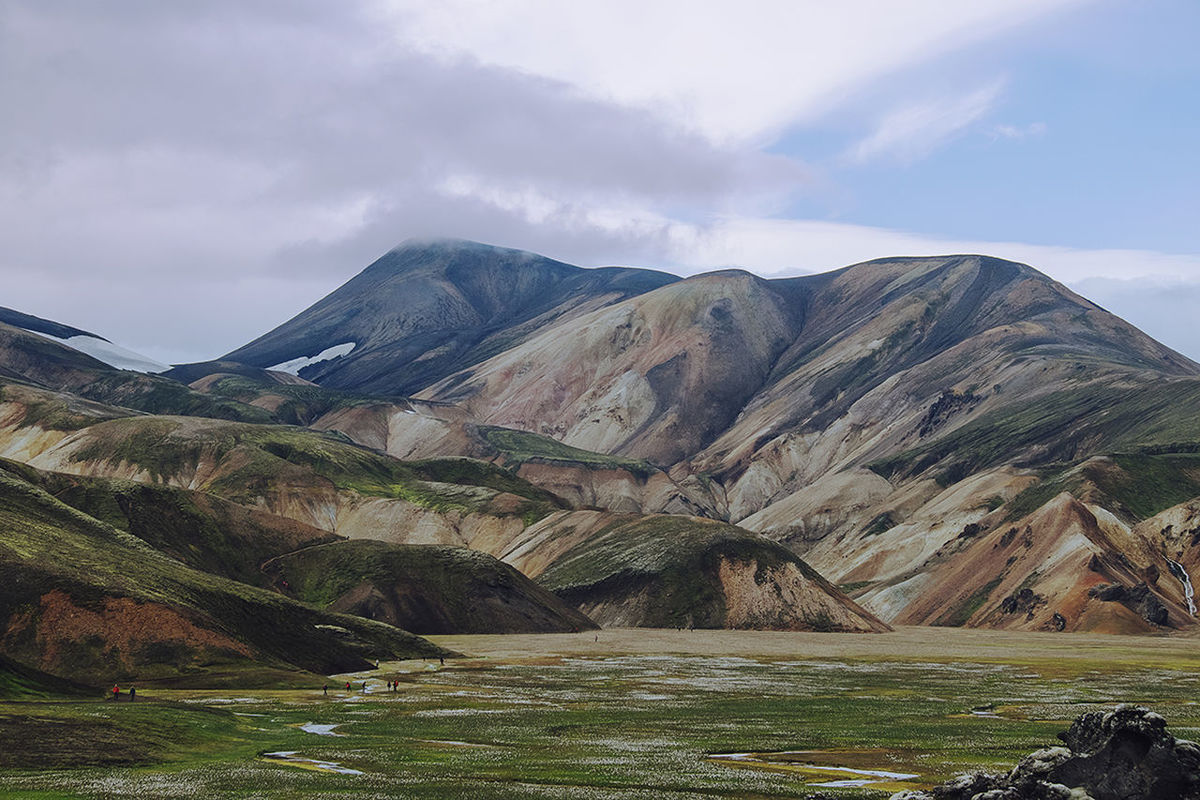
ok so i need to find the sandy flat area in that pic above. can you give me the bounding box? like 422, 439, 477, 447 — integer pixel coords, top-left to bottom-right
428, 625, 1200, 667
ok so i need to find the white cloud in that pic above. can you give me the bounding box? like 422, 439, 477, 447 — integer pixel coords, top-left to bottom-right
989, 121, 1048, 140
6, 0, 1194, 368
657, 215, 1200, 285
846, 81, 1004, 165
423, 179, 1200, 292
1071, 277, 1200, 361
382, 0, 1087, 144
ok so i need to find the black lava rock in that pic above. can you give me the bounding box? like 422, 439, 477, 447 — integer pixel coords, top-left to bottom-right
891, 705, 1200, 800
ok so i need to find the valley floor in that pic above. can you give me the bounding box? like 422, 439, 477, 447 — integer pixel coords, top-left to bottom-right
3, 627, 1200, 798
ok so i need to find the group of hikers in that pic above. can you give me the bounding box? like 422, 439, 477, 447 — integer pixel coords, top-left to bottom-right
318, 657, 448, 696
321, 680, 405, 695
109, 684, 135, 702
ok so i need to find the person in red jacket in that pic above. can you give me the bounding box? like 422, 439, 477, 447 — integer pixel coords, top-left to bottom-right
111, 684, 120, 702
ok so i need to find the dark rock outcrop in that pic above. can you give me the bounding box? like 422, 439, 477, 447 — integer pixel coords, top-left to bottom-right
999, 587, 1046, 619
892, 705, 1200, 800
1087, 582, 1170, 626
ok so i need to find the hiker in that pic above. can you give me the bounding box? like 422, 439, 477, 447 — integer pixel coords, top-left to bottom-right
323, 684, 328, 696
112, 684, 120, 702
345, 681, 351, 691
129, 686, 136, 702
439, 656, 444, 666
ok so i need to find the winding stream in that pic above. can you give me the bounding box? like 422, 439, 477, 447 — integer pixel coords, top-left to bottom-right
1167, 559, 1196, 616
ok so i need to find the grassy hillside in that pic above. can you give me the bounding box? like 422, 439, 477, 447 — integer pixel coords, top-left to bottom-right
870, 380, 1200, 487
0, 655, 95, 699
56, 415, 563, 521
537, 515, 887, 632
0, 380, 130, 432
1001, 451, 1200, 524
189, 372, 388, 426
26, 468, 337, 587
263, 540, 597, 634
72, 371, 274, 423
0, 464, 448, 685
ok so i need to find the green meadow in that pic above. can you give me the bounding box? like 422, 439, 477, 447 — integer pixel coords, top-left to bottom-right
3, 627, 1200, 799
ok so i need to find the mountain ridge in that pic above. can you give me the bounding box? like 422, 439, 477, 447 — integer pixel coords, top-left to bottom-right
6, 237, 1200, 647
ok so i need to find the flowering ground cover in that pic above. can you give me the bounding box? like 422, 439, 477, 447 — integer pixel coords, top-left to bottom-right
3, 627, 1198, 798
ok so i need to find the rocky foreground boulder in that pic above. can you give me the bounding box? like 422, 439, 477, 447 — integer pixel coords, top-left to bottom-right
893, 705, 1200, 800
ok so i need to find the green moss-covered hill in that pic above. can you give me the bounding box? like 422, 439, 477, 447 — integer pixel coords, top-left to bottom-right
0, 654, 95, 699
263, 540, 597, 634
21, 467, 337, 588
0, 463, 449, 686
531, 513, 889, 632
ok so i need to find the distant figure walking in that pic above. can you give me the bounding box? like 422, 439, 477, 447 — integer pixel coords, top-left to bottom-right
323, 684, 328, 696
345, 682, 351, 691
439, 657, 444, 666
129, 686, 136, 702
112, 684, 120, 702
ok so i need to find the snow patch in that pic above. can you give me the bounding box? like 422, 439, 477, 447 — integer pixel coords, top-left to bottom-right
269, 343, 355, 375
23, 330, 169, 373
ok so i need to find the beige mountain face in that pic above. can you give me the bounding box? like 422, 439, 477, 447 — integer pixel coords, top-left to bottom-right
421, 269, 803, 465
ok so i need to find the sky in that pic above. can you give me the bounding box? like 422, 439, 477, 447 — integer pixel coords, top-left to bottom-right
2, 0, 1198, 364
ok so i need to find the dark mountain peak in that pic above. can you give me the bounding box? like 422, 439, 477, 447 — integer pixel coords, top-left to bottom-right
687, 267, 767, 284
0, 306, 106, 343
362, 237, 579, 281
390, 236, 547, 257
220, 240, 679, 393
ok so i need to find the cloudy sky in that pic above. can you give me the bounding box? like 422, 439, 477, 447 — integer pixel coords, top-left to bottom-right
2, 0, 1198, 363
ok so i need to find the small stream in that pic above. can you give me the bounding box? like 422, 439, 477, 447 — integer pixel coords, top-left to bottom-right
1167, 559, 1196, 616
262, 751, 363, 775
709, 751, 920, 789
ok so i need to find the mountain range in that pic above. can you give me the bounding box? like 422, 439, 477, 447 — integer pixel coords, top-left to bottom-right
4, 237, 1200, 687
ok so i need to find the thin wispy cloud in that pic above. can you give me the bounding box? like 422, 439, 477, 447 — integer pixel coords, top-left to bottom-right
990, 122, 1048, 140
384, 0, 1083, 144
845, 81, 1005, 165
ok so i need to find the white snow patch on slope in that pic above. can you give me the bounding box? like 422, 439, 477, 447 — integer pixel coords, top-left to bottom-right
269, 343, 356, 375
25, 330, 170, 373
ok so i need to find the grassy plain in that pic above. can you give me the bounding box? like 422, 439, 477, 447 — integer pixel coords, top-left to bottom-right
2, 626, 1200, 798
